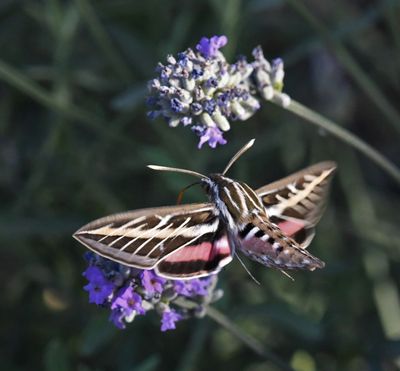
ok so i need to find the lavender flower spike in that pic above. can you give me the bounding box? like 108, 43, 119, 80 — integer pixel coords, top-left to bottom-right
147, 37, 289, 148
82, 253, 221, 331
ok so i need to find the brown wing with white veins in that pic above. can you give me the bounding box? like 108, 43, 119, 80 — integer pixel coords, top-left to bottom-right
238, 213, 325, 271
256, 161, 336, 248
73, 203, 233, 278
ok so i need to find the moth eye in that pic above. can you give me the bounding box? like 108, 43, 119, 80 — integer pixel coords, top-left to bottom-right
202, 183, 211, 193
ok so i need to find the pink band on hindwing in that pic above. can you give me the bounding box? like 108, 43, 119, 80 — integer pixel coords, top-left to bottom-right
163, 235, 230, 263
277, 219, 305, 237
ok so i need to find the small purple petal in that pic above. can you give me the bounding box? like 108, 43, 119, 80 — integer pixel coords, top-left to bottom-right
205, 78, 218, 88
191, 102, 203, 114
170, 98, 185, 113
188, 279, 211, 296
83, 266, 114, 305
110, 309, 126, 329
272, 57, 283, 68
198, 126, 227, 149
83, 251, 95, 262
145, 96, 158, 107
173, 281, 188, 296
161, 309, 183, 332
196, 35, 228, 59
203, 99, 216, 114
181, 117, 192, 126
83, 266, 102, 281
111, 286, 145, 316
174, 277, 212, 297
141, 270, 166, 295
191, 65, 203, 79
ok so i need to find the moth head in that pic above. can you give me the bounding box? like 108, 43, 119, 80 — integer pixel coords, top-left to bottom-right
200, 177, 213, 194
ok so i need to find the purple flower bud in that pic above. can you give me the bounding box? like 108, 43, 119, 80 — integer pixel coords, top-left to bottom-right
147, 111, 160, 120
191, 125, 205, 135
110, 308, 126, 329
83, 251, 95, 262
181, 117, 192, 126
217, 92, 230, 107
272, 58, 283, 68
191, 66, 203, 79
170, 98, 185, 113
191, 102, 203, 115
205, 78, 218, 88
145, 96, 158, 107
174, 277, 213, 297
203, 99, 216, 114
177, 52, 187, 61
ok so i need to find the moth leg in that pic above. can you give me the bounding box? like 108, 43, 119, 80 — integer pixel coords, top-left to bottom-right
279, 269, 295, 281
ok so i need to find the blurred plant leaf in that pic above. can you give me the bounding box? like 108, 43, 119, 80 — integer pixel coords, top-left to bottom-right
111, 85, 146, 112
44, 338, 71, 371
80, 315, 117, 356
237, 303, 323, 341
132, 355, 160, 371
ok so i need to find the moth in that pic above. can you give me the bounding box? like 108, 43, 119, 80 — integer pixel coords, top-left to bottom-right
73, 139, 336, 279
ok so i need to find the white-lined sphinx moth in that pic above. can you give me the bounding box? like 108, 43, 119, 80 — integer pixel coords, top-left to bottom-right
73, 140, 336, 279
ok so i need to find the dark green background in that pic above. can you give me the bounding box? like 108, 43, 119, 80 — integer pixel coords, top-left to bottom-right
1, 0, 400, 370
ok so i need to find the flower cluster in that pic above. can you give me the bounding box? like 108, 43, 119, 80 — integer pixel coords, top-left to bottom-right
82, 252, 221, 331
147, 35, 290, 149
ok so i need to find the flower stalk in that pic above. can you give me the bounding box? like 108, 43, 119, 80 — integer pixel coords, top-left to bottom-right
205, 306, 295, 371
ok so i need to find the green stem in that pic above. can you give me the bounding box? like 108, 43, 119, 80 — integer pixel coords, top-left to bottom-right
174, 298, 293, 370
206, 306, 295, 371
285, 0, 400, 134
278, 98, 400, 185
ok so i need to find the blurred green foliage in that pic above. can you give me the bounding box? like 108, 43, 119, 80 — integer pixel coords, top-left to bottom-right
1, 0, 400, 370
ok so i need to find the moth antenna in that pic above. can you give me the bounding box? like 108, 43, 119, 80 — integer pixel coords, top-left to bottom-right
279, 269, 295, 281
222, 139, 255, 175
235, 252, 260, 285
148, 165, 208, 180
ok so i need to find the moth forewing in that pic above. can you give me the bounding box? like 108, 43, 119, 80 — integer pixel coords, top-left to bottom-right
73, 203, 234, 279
